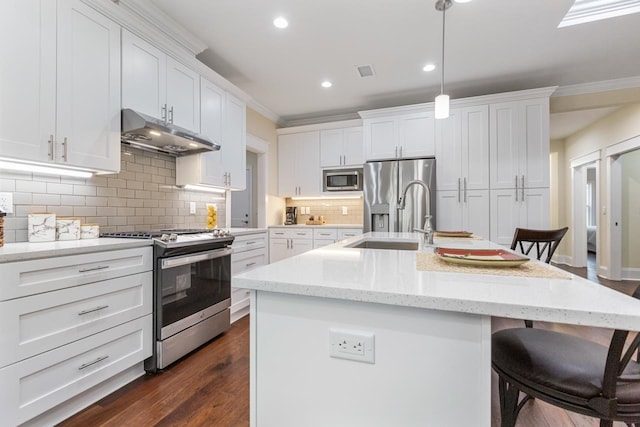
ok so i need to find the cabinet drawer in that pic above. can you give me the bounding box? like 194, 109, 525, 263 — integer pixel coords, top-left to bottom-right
313, 228, 337, 240
231, 287, 251, 305
0, 271, 152, 368
0, 247, 152, 301
313, 239, 336, 249
337, 228, 362, 240
232, 232, 267, 254
269, 228, 313, 239
231, 249, 267, 276
0, 315, 152, 426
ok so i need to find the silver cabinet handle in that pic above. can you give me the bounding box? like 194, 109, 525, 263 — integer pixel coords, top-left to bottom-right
521, 175, 525, 201
169, 106, 174, 124
464, 177, 467, 203
79, 265, 109, 273
78, 305, 109, 316
161, 104, 167, 122
245, 241, 257, 245
228, 173, 231, 186
274, 232, 285, 235
79, 355, 109, 370
62, 137, 68, 162
458, 178, 461, 203
399, 146, 403, 158
245, 262, 256, 267
48, 135, 54, 160
515, 175, 519, 202
395, 146, 398, 158
319, 233, 331, 236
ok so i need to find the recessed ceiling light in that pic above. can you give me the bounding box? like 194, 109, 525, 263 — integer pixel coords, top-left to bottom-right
273, 16, 288, 29
423, 64, 436, 72
321, 81, 332, 88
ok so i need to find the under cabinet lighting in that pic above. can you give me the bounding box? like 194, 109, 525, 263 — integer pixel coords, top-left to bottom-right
183, 184, 226, 194
0, 160, 93, 178
291, 195, 362, 201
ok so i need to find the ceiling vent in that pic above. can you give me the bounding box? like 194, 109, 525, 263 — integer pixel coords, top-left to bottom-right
356, 64, 375, 78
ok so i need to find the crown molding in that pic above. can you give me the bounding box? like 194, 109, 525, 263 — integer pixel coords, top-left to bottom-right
246, 99, 283, 126
282, 112, 360, 128
553, 76, 640, 97
277, 119, 363, 135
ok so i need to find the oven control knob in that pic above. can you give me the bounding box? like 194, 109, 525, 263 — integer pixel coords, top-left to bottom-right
169, 233, 178, 241
160, 233, 170, 242
220, 229, 228, 237
212, 229, 220, 237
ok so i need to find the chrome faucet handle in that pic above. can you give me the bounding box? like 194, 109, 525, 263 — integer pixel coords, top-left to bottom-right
413, 227, 434, 245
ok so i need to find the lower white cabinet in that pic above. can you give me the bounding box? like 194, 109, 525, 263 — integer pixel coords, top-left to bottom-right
270, 227, 363, 260
0, 245, 153, 426
490, 188, 550, 245
436, 190, 490, 239
231, 231, 268, 322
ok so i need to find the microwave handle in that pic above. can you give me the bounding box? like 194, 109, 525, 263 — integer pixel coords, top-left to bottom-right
161, 247, 233, 269
325, 171, 359, 176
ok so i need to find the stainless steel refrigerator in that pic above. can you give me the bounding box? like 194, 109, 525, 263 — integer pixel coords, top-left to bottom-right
363, 158, 436, 233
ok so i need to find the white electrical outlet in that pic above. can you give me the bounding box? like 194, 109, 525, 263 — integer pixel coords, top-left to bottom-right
189, 201, 196, 214
329, 328, 375, 363
0, 192, 14, 214
342, 206, 348, 215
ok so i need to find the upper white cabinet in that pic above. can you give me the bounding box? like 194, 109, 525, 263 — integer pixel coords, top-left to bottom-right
320, 127, 364, 168
435, 106, 489, 192
278, 131, 321, 197
176, 78, 246, 190
122, 29, 200, 133
489, 98, 550, 190
0, 0, 121, 173
363, 111, 435, 161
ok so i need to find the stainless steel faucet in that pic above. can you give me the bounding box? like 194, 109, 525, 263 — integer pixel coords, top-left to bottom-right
397, 180, 433, 244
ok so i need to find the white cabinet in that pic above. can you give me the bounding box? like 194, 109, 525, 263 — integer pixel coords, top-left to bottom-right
313, 228, 338, 249
269, 228, 314, 263
0, 0, 121, 173
489, 98, 550, 190
122, 29, 200, 133
337, 228, 362, 240
436, 190, 490, 239
364, 112, 435, 161
177, 80, 246, 190
231, 231, 268, 322
278, 132, 321, 197
0, 245, 153, 426
435, 106, 489, 192
320, 127, 364, 167
490, 188, 550, 245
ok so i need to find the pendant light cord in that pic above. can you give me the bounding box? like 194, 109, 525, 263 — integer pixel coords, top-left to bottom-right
440, 4, 446, 96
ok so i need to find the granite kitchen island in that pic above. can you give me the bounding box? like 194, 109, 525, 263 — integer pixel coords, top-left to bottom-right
233, 232, 640, 427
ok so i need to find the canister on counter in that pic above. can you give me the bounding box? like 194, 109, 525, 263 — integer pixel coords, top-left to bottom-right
0, 209, 5, 247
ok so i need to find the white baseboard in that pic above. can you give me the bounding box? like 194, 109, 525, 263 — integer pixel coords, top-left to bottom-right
622, 267, 640, 281
553, 254, 573, 266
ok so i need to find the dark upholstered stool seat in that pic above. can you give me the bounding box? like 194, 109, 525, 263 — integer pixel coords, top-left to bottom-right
493, 328, 640, 408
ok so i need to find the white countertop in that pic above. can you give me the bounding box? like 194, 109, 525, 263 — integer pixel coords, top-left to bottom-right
234, 232, 640, 330
230, 227, 268, 236
0, 238, 153, 263
269, 224, 363, 229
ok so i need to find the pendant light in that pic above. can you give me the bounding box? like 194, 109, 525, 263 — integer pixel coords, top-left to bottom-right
434, 0, 452, 119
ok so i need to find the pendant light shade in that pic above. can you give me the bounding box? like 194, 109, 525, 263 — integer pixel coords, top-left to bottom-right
434, 0, 452, 119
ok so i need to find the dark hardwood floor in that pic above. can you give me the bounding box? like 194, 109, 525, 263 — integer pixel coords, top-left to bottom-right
60, 258, 638, 427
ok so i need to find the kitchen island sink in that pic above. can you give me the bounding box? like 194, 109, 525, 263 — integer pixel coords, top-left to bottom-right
234, 232, 640, 427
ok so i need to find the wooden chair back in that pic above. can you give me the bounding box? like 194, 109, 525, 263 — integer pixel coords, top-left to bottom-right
510, 227, 568, 264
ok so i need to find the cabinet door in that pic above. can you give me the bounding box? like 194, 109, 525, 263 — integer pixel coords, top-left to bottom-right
521, 99, 550, 188
197, 77, 225, 186
435, 110, 462, 191
320, 129, 343, 167
121, 29, 166, 119
224, 92, 247, 190
269, 239, 290, 263
56, 0, 121, 172
364, 118, 396, 160
436, 190, 463, 232
166, 56, 200, 133
522, 188, 550, 230
399, 112, 435, 158
313, 239, 335, 249
278, 134, 299, 196
296, 131, 320, 196
462, 106, 490, 190
490, 189, 520, 245
490, 102, 520, 190
464, 190, 490, 239
343, 127, 364, 166
0, 0, 56, 163
290, 238, 313, 256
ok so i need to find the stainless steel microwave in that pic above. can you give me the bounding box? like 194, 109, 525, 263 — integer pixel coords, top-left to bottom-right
323, 168, 363, 191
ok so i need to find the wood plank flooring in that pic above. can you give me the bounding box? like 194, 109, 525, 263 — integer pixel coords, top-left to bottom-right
60, 259, 638, 427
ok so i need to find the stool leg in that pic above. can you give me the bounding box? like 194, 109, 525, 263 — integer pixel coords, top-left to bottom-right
498, 376, 520, 427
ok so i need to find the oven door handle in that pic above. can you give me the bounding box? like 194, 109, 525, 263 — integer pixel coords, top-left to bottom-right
161, 247, 234, 269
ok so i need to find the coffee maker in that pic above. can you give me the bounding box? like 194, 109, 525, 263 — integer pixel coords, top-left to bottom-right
285, 207, 298, 225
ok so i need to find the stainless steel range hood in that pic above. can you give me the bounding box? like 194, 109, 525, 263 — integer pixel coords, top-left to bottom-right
121, 109, 219, 156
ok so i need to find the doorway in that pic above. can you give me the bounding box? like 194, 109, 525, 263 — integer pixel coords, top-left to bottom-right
231, 153, 257, 228
571, 151, 600, 272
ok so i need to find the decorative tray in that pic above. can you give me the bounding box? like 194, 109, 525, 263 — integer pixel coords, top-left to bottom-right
434, 247, 529, 267
434, 230, 473, 238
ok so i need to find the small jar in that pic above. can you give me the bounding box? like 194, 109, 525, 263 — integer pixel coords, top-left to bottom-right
0, 210, 5, 248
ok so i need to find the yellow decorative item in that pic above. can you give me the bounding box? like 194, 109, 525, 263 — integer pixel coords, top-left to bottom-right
206, 204, 217, 229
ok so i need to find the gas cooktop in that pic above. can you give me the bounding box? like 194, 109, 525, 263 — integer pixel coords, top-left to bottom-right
101, 228, 234, 250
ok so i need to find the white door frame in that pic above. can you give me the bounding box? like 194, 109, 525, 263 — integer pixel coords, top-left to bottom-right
605, 134, 640, 281
570, 151, 600, 268
246, 133, 269, 228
